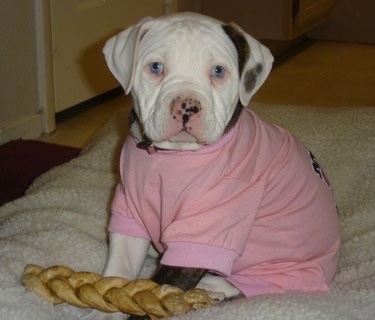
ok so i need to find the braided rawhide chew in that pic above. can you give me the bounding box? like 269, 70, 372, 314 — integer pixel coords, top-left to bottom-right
21, 264, 216, 319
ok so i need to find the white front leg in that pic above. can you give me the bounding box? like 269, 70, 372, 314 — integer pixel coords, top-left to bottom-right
103, 232, 151, 279
81, 233, 150, 320
196, 273, 241, 299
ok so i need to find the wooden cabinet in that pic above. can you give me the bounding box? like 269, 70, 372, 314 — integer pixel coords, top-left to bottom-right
293, 0, 336, 39
199, 0, 335, 40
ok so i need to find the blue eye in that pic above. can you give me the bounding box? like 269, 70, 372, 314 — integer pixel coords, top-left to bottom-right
149, 62, 163, 75
211, 65, 225, 79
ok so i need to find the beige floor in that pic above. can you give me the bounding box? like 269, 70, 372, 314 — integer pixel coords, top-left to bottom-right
40, 40, 375, 149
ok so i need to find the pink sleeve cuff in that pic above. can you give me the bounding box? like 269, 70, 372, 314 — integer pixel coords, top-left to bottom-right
108, 211, 150, 240
161, 242, 239, 276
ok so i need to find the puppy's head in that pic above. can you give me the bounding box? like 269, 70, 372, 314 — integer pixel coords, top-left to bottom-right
104, 13, 273, 151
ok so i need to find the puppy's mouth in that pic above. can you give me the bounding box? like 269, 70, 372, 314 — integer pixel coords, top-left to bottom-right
131, 88, 235, 152
137, 130, 207, 154
161, 97, 207, 143
137, 100, 216, 152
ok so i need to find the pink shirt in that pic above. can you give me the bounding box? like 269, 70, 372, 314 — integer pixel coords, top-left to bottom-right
110, 108, 340, 296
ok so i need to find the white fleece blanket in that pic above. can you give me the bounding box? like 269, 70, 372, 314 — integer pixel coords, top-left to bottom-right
0, 103, 374, 320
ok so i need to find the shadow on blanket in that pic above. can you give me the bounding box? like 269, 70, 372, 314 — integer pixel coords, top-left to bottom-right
0, 104, 374, 320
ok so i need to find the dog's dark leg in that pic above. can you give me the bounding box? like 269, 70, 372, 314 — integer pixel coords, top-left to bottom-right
151, 265, 206, 290
127, 265, 206, 320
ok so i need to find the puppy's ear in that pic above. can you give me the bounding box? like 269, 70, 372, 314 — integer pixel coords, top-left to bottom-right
223, 23, 274, 107
103, 17, 153, 94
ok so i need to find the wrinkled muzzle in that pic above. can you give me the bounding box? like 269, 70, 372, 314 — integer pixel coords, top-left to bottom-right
143, 84, 222, 147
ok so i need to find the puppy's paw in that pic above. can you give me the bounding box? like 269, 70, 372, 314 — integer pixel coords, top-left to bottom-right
196, 274, 242, 300
81, 310, 127, 320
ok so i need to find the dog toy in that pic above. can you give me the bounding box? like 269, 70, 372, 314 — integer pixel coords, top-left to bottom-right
21, 264, 217, 319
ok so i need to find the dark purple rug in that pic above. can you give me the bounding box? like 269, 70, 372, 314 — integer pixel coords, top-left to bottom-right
0, 139, 81, 206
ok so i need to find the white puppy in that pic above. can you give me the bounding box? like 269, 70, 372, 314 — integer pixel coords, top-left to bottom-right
84, 11, 340, 320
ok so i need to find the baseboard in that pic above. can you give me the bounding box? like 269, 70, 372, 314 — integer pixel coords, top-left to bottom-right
55, 86, 124, 122
0, 113, 43, 145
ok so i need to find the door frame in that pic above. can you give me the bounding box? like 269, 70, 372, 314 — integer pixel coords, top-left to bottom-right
35, 0, 56, 134
34, 0, 177, 135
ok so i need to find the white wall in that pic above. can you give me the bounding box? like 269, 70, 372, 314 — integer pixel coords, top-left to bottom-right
0, 1, 172, 144
0, 0, 43, 144
49, 0, 167, 112
0, 0, 203, 144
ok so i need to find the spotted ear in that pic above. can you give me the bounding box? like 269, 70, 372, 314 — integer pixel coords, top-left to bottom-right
223, 23, 274, 107
103, 17, 153, 94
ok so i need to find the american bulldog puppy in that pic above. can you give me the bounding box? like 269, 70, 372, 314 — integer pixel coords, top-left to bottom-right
84, 12, 340, 320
